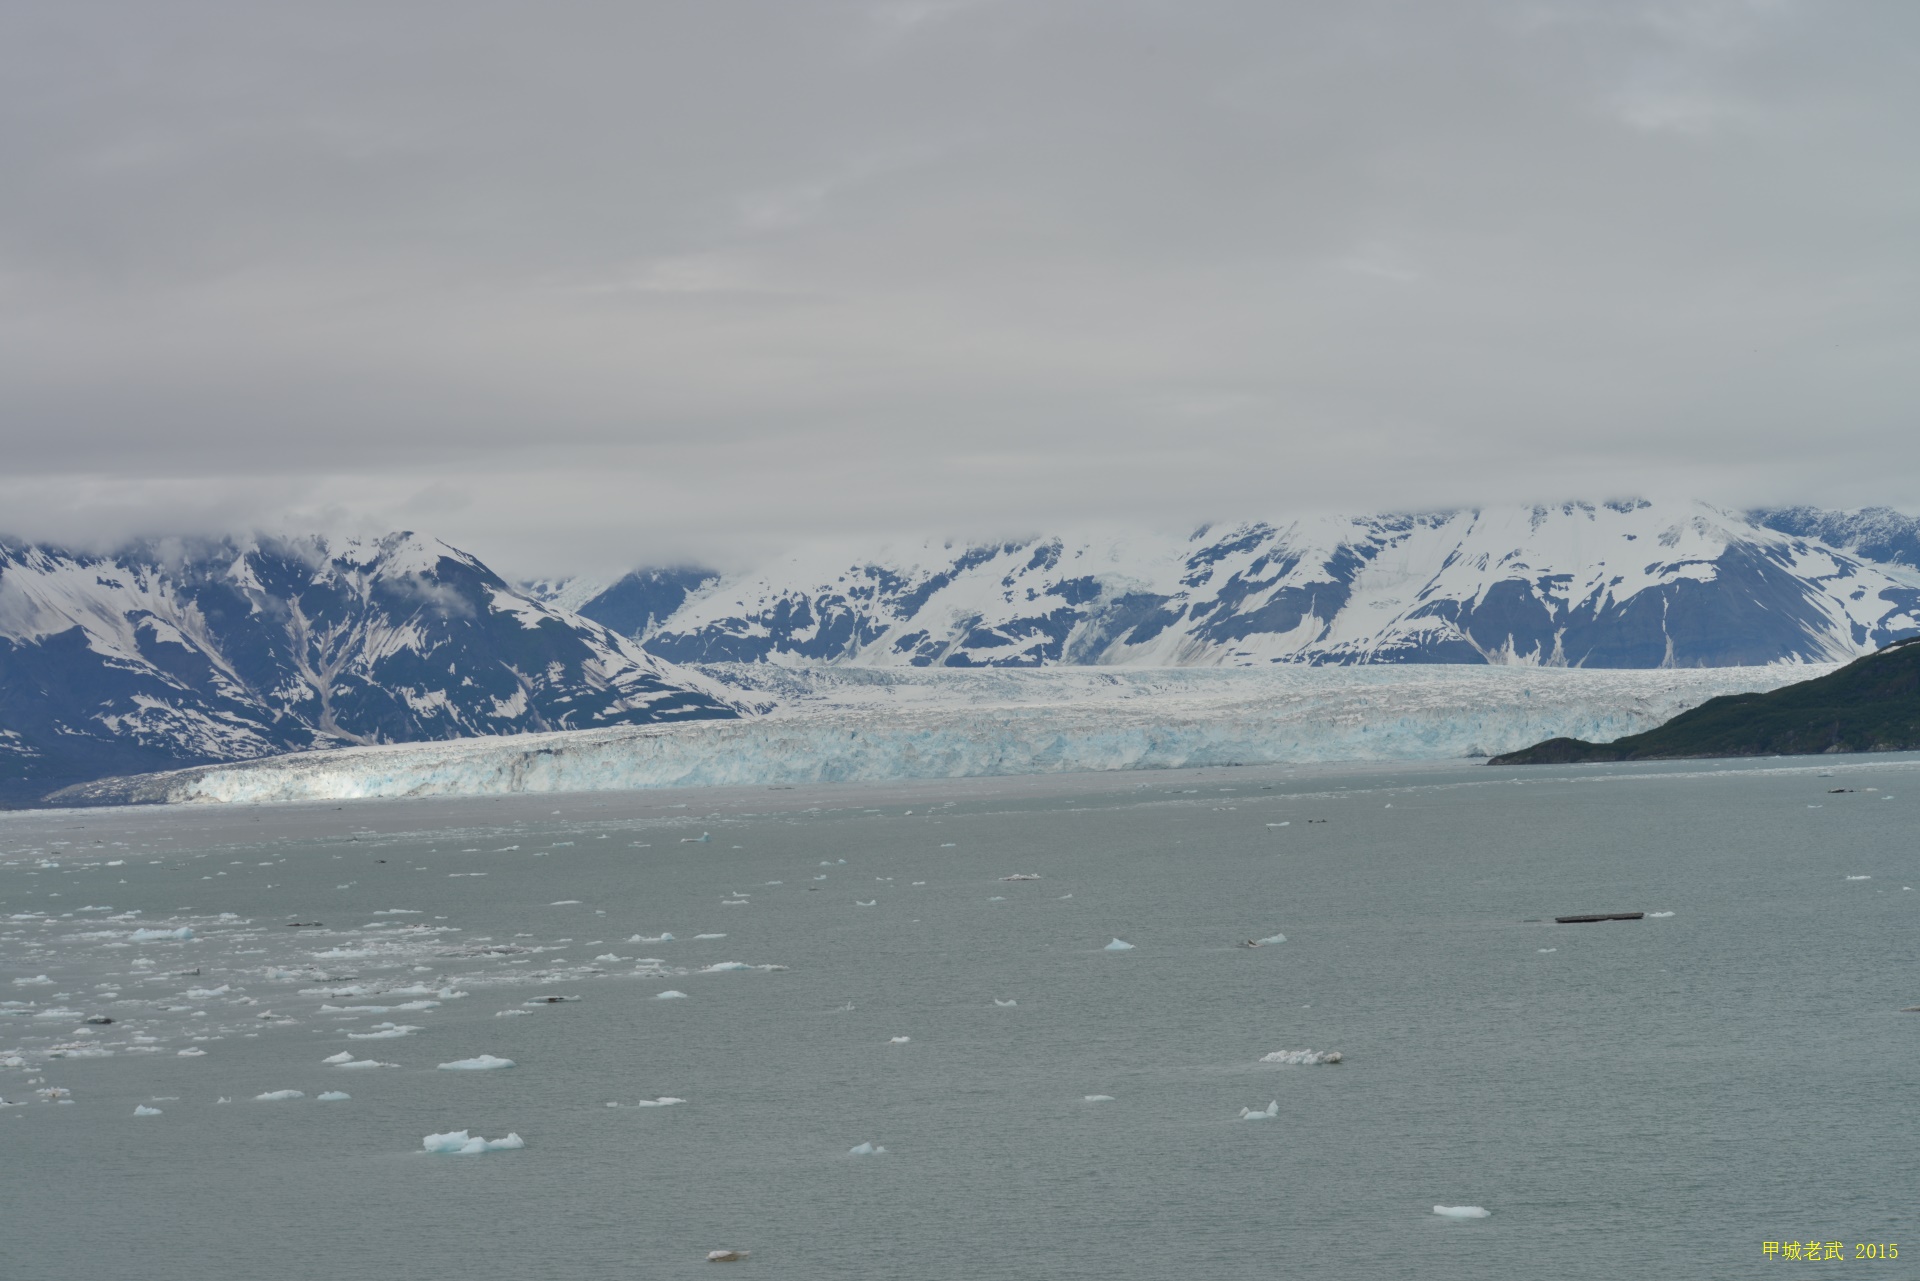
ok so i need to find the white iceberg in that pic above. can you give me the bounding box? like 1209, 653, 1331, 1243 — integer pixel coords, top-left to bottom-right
609, 1096, 687, 1108
347, 1023, 421, 1039
1249, 934, 1286, 946
438, 1055, 516, 1071
1433, 1205, 1490, 1219
1083, 1094, 1115, 1103
255, 1090, 305, 1102
12, 975, 53, 986
693, 934, 726, 939
656, 990, 689, 1000
848, 1141, 886, 1156
994, 999, 1017, 1007
888, 1036, 911, 1044
316, 1091, 351, 1102
177, 1047, 207, 1057
1646, 911, 1675, 918
422, 1129, 525, 1155
333, 1058, 398, 1069
130, 927, 194, 942
1259, 1050, 1342, 1065
133, 1104, 163, 1116
1104, 938, 1135, 951
700, 962, 752, 973
1239, 1100, 1279, 1119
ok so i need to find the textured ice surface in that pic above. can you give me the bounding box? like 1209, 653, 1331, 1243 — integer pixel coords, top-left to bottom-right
848, 1141, 886, 1155
1259, 1050, 1342, 1065
655, 990, 688, 1000
422, 1130, 524, 1155
254, 1090, 304, 1101
315, 1091, 350, 1102
1433, 1206, 1491, 1219
98, 665, 1820, 804
1239, 1101, 1279, 1119
438, 1055, 515, 1070
130, 927, 194, 941
1104, 939, 1135, 951
133, 1104, 162, 1116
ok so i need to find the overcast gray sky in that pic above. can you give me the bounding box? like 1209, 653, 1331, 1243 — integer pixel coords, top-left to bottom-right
2, 0, 1915, 575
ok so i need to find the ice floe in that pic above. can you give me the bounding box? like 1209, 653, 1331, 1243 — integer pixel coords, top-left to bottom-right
133, 1104, 162, 1116
656, 990, 689, 1000
1083, 1095, 1114, 1103
347, 1023, 421, 1039
438, 1055, 516, 1070
130, 927, 194, 942
994, 999, 1017, 1007
608, 1097, 686, 1108
316, 1091, 351, 1102
848, 1141, 886, 1156
888, 1036, 911, 1044
255, 1090, 305, 1101
1260, 1050, 1342, 1065
1104, 938, 1135, 951
1239, 1101, 1279, 1119
1433, 1206, 1490, 1219
422, 1129, 524, 1155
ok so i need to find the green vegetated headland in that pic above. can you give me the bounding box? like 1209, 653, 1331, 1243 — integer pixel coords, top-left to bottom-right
1490, 637, 1920, 765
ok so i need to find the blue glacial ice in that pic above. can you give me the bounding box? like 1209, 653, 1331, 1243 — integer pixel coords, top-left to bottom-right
108, 665, 1815, 804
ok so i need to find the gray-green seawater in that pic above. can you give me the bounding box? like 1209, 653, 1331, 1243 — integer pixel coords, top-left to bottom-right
3, 754, 1916, 1281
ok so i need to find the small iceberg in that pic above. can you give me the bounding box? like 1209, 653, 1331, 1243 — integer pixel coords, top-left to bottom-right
994, 999, 1017, 1007
608, 1096, 686, 1108
134, 1104, 163, 1116
848, 1141, 887, 1156
131, 927, 194, 942
177, 1047, 207, 1056
255, 1090, 305, 1102
693, 933, 726, 940
347, 1023, 421, 1039
1083, 1094, 1114, 1103
1239, 1101, 1279, 1120
999, 874, 1042, 881
888, 1036, 911, 1044
656, 990, 689, 1000
316, 1091, 351, 1102
438, 1055, 516, 1071
422, 1129, 524, 1155
1433, 1205, 1490, 1219
707, 1249, 749, 1262
1244, 934, 1286, 946
1104, 938, 1135, 952
1259, 1049, 1342, 1065
700, 962, 752, 973
628, 933, 674, 943
1646, 911, 1675, 918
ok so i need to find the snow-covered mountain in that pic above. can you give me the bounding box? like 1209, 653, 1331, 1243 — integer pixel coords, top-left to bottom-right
555, 501, 1920, 670
0, 533, 739, 801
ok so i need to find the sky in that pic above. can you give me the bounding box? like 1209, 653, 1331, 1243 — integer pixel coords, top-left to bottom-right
2, 0, 1916, 577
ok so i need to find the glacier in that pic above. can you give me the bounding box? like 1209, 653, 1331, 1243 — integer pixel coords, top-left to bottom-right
54, 663, 1825, 806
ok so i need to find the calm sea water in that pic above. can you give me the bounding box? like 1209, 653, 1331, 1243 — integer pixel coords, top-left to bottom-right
3, 754, 1916, 1281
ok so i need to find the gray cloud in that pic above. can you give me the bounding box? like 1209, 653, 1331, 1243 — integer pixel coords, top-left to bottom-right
1, 0, 1916, 576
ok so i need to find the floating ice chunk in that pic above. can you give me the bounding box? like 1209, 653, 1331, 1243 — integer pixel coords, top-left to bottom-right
1250, 934, 1286, 946
422, 1129, 524, 1155
656, 990, 689, 1000
1433, 1206, 1490, 1219
523, 996, 580, 1005
610, 1096, 687, 1108
184, 986, 230, 998
177, 1047, 207, 1057
549, 900, 582, 905
848, 1141, 886, 1156
1537, 948, 1557, 953
994, 999, 1017, 1007
334, 1058, 398, 1069
1266, 822, 1290, 828
1083, 1095, 1114, 1102
131, 927, 193, 942
1847, 875, 1872, 881
706, 1250, 749, 1262
593, 954, 625, 963
11, 975, 52, 986
495, 1009, 531, 1017
322, 1052, 355, 1064
693, 933, 726, 940
133, 1104, 163, 1116
347, 1023, 421, 1039
1104, 939, 1135, 951
680, 833, 711, 844
1239, 1100, 1279, 1119
316, 1091, 351, 1102
856, 899, 877, 907
255, 1090, 305, 1102
438, 1055, 516, 1070
1646, 911, 1675, 918
1000, 874, 1042, 881
987, 896, 1005, 901
888, 1036, 911, 1044
1259, 1050, 1341, 1065
700, 962, 751, 973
